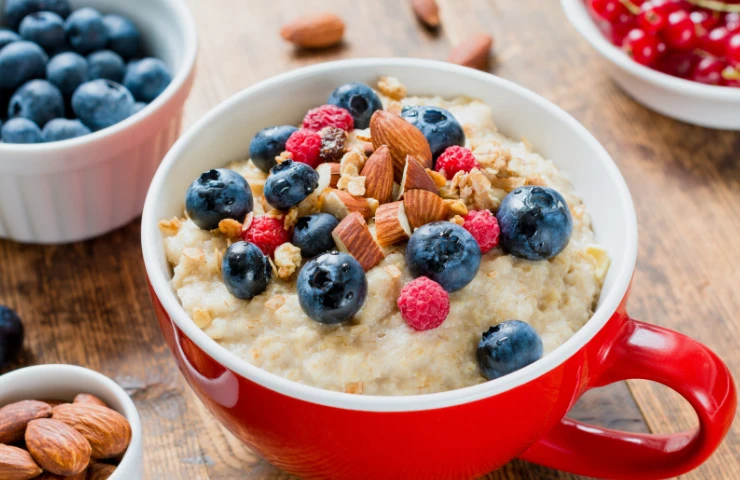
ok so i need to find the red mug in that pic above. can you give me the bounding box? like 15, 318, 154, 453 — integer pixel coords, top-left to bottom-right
142, 59, 736, 479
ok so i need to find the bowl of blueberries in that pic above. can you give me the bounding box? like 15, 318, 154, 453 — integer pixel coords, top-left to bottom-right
0, 0, 197, 243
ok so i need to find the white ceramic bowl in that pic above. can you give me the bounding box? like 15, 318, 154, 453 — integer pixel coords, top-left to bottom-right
0, 0, 197, 244
0, 364, 143, 479
561, 0, 740, 129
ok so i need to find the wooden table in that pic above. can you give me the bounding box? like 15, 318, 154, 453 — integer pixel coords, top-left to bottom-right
1, 0, 738, 478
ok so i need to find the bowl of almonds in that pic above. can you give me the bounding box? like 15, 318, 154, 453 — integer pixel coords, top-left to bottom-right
0, 364, 142, 479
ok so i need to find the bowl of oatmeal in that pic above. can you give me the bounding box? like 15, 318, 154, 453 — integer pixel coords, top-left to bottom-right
141, 58, 735, 480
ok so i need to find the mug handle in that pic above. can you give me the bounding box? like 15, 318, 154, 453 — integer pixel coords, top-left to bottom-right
519, 317, 737, 479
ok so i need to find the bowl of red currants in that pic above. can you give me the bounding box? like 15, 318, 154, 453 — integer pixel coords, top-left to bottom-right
562, 0, 740, 129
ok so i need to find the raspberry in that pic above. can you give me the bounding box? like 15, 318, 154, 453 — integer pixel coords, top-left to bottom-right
303, 104, 354, 132
397, 277, 450, 331
434, 146, 480, 179
241, 216, 291, 257
286, 129, 322, 168
463, 210, 500, 253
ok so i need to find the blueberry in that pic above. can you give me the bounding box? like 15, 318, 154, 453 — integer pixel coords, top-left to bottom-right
3, 0, 71, 30
102, 14, 141, 59
71, 79, 134, 131
222, 241, 272, 300
476, 320, 543, 380
46, 51, 87, 95
1, 117, 42, 144
327, 82, 382, 129
64, 7, 107, 54
0, 29, 21, 50
406, 221, 481, 292
87, 49, 125, 83
132, 101, 147, 115
496, 186, 573, 261
0, 305, 24, 367
401, 106, 464, 160
123, 57, 171, 103
297, 251, 367, 324
263, 159, 319, 210
8, 79, 64, 127
41, 117, 90, 142
19, 11, 66, 51
249, 125, 298, 173
185, 169, 254, 230
0, 41, 48, 91
292, 213, 339, 258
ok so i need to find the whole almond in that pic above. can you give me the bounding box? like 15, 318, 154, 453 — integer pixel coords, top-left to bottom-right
87, 462, 116, 480
448, 33, 493, 70
25, 418, 91, 476
52, 404, 131, 460
0, 400, 53, 444
410, 0, 440, 28
370, 111, 432, 183
280, 13, 345, 49
72, 395, 106, 408
0, 444, 42, 480
361, 145, 394, 204
36, 469, 87, 479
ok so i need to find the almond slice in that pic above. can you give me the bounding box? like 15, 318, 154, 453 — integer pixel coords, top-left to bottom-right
320, 188, 374, 220
316, 162, 340, 191
280, 13, 345, 49
397, 155, 438, 199
332, 212, 385, 271
375, 201, 412, 247
361, 145, 394, 204
370, 110, 432, 183
411, 0, 440, 28
403, 189, 450, 229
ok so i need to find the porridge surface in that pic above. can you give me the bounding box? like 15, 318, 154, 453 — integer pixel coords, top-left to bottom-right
162, 87, 609, 396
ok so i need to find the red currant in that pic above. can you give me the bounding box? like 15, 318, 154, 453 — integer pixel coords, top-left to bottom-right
638, 2, 669, 34
654, 51, 700, 78
690, 10, 720, 37
727, 32, 740, 66
690, 56, 726, 85
723, 12, 740, 33
664, 10, 698, 50
591, 0, 629, 22
611, 11, 639, 46
623, 28, 662, 65
702, 26, 731, 57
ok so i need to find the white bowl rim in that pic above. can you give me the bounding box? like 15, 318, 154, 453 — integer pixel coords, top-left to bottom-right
0, 364, 142, 479
0, 0, 198, 157
141, 57, 638, 413
561, 0, 740, 101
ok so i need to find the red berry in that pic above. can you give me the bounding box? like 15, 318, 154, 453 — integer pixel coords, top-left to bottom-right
241, 216, 291, 257
462, 210, 500, 254
623, 28, 661, 65
703, 26, 731, 57
434, 146, 480, 179
654, 51, 700, 78
590, 0, 628, 22
302, 104, 354, 132
690, 10, 719, 35
690, 56, 726, 85
724, 12, 740, 33
638, 2, 669, 34
286, 129, 322, 168
727, 32, 740, 66
397, 277, 450, 331
610, 11, 638, 46
664, 10, 698, 50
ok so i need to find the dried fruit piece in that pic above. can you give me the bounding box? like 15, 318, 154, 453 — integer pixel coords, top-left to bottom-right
403, 189, 450, 229
448, 33, 493, 70
332, 212, 385, 271
0, 444, 42, 480
52, 403, 131, 460
0, 399, 53, 444
319, 126, 347, 163
370, 110, 432, 182
410, 0, 440, 28
375, 201, 412, 247
361, 145, 394, 204
25, 418, 91, 476
280, 13, 345, 49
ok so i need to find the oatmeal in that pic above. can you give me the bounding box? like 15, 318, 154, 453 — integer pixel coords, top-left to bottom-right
162, 78, 609, 396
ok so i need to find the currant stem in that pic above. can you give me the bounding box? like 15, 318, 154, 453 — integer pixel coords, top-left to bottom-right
685, 0, 740, 12
619, 0, 641, 15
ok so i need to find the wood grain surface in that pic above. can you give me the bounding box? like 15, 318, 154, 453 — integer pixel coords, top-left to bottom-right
1, 0, 738, 478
